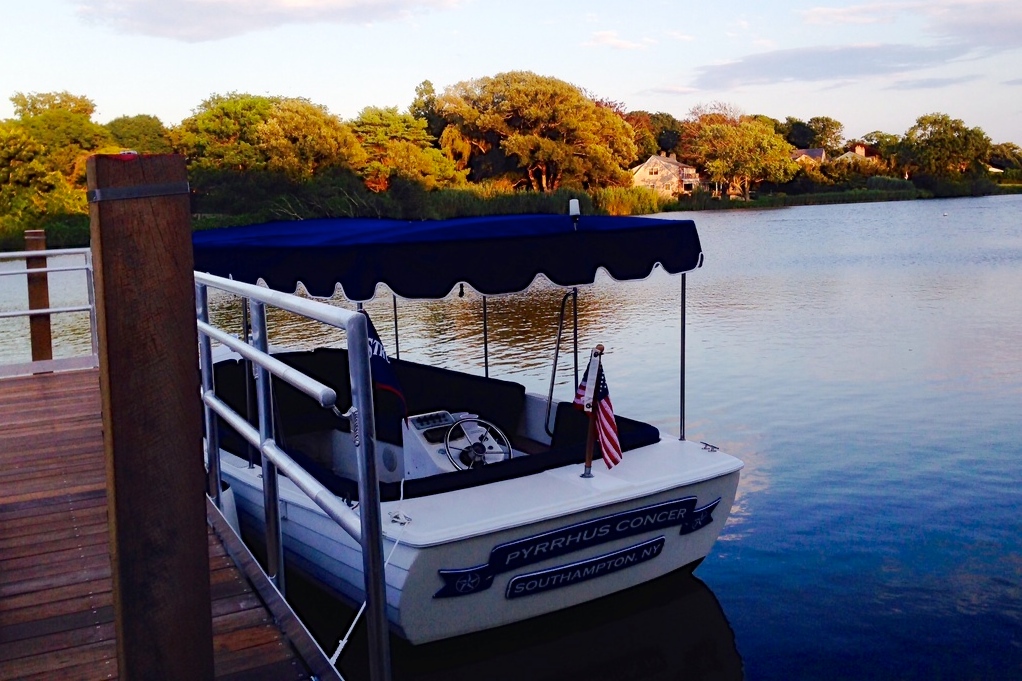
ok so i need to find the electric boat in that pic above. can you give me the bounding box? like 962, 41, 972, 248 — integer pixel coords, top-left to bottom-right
193, 212, 743, 644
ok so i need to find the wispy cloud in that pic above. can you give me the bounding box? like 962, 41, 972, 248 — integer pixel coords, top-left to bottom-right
804, 1, 1022, 50
645, 85, 699, 96
691, 43, 969, 90
1004, 77, 1022, 85
924, 0, 1022, 50
803, 3, 901, 25
666, 30, 694, 42
583, 30, 652, 50
75, 0, 461, 42
886, 74, 983, 89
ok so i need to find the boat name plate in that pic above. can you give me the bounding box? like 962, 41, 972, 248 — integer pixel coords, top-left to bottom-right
434, 495, 720, 598
505, 536, 665, 599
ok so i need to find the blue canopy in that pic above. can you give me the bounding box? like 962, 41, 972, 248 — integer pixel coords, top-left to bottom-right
192, 214, 703, 300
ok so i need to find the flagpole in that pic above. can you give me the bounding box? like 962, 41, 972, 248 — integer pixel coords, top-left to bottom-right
581, 344, 603, 479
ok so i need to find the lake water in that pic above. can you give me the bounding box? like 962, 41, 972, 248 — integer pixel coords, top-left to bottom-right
2, 195, 1020, 679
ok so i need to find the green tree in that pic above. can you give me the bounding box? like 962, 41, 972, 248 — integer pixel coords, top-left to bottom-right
105, 114, 172, 154
677, 102, 744, 167
351, 106, 465, 192
0, 123, 85, 232
694, 118, 798, 200
8, 92, 115, 187
862, 130, 902, 170
438, 71, 637, 191
409, 80, 447, 142
623, 111, 659, 161
257, 99, 365, 180
807, 116, 844, 155
173, 93, 364, 179
11, 91, 96, 118
649, 111, 685, 156
781, 116, 816, 149
899, 113, 990, 179
989, 142, 1022, 170
173, 93, 278, 172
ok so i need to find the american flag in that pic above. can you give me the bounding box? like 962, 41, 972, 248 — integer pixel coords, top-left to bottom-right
573, 362, 622, 468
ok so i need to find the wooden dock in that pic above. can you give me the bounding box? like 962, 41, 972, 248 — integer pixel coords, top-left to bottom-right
0, 368, 337, 680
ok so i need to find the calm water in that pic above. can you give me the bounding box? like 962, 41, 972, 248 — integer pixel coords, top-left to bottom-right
2, 196, 1019, 678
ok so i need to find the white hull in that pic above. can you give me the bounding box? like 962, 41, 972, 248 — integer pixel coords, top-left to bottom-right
220, 437, 741, 644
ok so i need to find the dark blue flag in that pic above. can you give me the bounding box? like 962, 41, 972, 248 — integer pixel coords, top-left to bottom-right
361, 310, 406, 414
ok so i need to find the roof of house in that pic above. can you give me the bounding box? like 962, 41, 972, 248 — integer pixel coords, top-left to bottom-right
632, 154, 698, 173
791, 148, 827, 162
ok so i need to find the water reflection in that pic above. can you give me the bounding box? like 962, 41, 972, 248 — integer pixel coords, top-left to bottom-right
286, 567, 741, 681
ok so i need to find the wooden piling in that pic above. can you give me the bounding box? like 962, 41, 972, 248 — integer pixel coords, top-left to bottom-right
24, 229, 52, 363
86, 153, 214, 681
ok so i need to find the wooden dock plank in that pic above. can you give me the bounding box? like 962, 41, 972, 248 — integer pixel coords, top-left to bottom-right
0, 369, 333, 681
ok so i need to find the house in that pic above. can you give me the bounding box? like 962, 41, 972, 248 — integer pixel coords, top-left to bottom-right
833, 144, 876, 164
791, 148, 827, 164
631, 152, 701, 196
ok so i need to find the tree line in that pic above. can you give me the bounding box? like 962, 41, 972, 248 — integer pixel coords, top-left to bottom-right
2, 72, 1019, 248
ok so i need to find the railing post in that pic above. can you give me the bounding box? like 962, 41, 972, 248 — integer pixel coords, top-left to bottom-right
24, 229, 52, 364
347, 312, 393, 681
196, 283, 222, 509
250, 299, 285, 595
86, 153, 214, 681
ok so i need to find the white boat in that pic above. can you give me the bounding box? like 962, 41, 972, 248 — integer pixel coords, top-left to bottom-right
194, 211, 743, 645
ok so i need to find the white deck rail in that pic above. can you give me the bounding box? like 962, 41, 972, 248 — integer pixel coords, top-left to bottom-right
0, 247, 98, 377
194, 272, 392, 681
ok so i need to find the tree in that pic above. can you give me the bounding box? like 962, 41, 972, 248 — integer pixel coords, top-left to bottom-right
623, 111, 659, 161
0, 123, 85, 230
437, 71, 637, 191
781, 116, 816, 149
408, 80, 447, 141
173, 93, 279, 172
11, 93, 115, 186
676, 102, 745, 167
351, 106, 465, 192
105, 114, 172, 154
899, 113, 990, 179
11, 91, 96, 118
861, 130, 902, 168
649, 111, 686, 156
989, 142, 1022, 171
173, 93, 364, 179
807, 116, 844, 155
694, 118, 798, 200
257, 99, 365, 180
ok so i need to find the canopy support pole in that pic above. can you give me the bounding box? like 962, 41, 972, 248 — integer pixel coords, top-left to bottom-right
392, 294, 400, 360
483, 296, 489, 378
680, 273, 686, 441
572, 287, 579, 387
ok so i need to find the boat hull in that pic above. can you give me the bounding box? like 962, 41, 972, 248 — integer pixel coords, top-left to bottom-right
221, 448, 740, 644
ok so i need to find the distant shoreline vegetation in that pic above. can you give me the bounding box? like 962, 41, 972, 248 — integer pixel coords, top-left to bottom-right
2, 81, 1020, 251
12, 182, 1021, 253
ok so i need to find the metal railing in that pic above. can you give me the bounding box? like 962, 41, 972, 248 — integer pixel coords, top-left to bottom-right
194, 272, 391, 681
0, 248, 98, 377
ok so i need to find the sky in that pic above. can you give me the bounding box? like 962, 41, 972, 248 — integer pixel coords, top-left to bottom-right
3, 0, 1021, 143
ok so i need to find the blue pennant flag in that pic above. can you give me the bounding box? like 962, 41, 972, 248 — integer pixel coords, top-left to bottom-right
361, 310, 406, 414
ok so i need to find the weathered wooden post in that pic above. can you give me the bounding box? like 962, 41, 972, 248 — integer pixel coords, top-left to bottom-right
24, 229, 52, 363
87, 153, 214, 681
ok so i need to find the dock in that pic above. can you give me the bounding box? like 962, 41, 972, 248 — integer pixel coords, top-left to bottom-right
0, 368, 335, 680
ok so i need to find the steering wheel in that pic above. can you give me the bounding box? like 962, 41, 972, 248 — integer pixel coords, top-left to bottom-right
444, 418, 513, 470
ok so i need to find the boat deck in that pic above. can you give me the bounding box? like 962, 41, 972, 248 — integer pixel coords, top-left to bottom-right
0, 368, 333, 680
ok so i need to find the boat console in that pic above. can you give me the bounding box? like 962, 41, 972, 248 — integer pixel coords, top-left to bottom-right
402, 411, 515, 478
